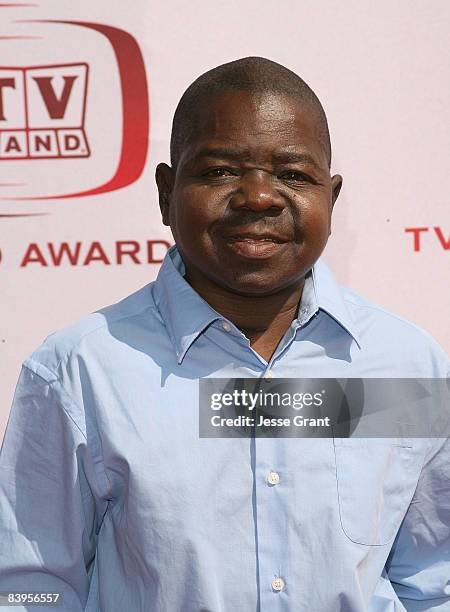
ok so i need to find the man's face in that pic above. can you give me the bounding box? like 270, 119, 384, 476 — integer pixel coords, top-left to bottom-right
156, 90, 342, 296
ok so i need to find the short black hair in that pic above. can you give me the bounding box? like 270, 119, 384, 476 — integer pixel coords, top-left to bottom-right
170, 56, 332, 169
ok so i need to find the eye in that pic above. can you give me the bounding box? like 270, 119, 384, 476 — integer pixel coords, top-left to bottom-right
279, 170, 313, 183
202, 168, 236, 178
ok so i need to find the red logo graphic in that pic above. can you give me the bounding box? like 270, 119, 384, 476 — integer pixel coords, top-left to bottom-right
0, 17, 149, 213
404, 227, 450, 251
0, 63, 90, 160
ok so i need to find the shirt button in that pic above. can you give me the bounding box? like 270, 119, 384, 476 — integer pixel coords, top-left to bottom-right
267, 471, 280, 486
221, 321, 232, 332
272, 577, 285, 592
264, 369, 273, 380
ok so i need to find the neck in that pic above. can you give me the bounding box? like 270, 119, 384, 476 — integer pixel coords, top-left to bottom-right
184, 269, 304, 346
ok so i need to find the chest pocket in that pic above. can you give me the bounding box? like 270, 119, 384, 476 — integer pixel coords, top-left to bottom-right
333, 438, 425, 546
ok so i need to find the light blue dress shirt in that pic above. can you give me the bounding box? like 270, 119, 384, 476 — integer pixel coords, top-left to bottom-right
1, 244, 449, 612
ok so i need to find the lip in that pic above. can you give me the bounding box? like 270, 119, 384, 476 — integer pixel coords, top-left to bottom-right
224, 232, 287, 243
222, 236, 287, 258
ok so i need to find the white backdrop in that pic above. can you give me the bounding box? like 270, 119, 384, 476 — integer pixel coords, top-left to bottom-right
1, 0, 449, 440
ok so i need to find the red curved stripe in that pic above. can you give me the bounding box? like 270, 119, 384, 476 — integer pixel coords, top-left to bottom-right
7, 20, 149, 201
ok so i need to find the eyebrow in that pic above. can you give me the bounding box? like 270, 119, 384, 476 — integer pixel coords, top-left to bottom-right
192, 147, 324, 171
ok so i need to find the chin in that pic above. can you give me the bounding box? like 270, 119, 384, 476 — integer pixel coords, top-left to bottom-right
221, 276, 291, 297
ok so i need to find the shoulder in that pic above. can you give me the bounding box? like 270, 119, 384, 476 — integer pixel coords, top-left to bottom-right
342, 286, 450, 376
24, 281, 161, 382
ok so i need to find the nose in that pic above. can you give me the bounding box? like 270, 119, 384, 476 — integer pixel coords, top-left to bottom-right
230, 169, 285, 212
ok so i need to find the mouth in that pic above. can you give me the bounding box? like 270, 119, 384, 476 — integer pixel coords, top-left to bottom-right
226, 236, 284, 244
222, 234, 288, 258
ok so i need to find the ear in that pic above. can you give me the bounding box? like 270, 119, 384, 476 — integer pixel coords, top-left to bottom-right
331, 174, 343, 208
328, 174, 343, 236
155, 163, 175, 226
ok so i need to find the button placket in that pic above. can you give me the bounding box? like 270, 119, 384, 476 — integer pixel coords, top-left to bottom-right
255, 437, 290, 610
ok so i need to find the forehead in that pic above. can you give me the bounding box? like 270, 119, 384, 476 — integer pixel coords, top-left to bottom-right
182, 90, 327, 166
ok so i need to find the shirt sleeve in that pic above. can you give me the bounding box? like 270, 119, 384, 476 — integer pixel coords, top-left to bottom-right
0, 364, 109, 611
386, 436, 450, 611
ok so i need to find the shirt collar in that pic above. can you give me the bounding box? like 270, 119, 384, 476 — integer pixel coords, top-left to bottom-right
153, 244, 361, 364
152, 245, 223, 364
311, 258, 361, 348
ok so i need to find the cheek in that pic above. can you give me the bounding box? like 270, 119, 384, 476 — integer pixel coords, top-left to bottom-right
292, 196, 332, 242
170, 193, 217, 248
170, 188, 223, 244
306, 208, 331, 235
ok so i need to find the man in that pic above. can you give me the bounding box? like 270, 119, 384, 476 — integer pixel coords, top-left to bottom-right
0, 57, 449, 612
